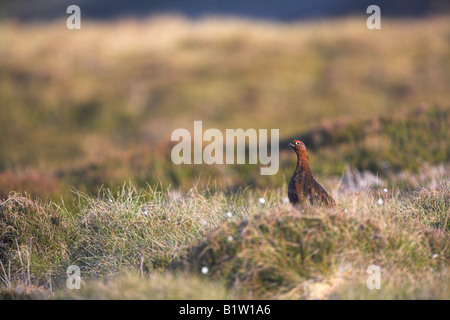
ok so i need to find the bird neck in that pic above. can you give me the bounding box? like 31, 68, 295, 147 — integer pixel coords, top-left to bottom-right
295, 152, 312, 174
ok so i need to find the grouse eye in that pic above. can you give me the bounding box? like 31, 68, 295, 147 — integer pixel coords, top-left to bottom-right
295, 142, 300, 145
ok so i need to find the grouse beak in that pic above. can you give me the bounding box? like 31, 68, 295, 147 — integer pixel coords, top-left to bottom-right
289, 142, 295, 147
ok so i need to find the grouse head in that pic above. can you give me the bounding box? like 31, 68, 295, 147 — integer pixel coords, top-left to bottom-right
289, 140, 306, 155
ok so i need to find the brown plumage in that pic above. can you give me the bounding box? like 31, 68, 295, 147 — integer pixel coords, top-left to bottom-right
288, 140, 336, 207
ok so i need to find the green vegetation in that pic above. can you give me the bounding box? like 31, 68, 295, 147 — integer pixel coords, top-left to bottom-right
0, 16, 449, 299
0, 182, 448, 299
289, 105, 450, 175
0, 17, 449, 199
57, 271, 235, 300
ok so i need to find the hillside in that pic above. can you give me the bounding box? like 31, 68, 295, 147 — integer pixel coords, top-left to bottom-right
1, 180, 448, 299
0, 15, 449, 300
0, 16, 449, 200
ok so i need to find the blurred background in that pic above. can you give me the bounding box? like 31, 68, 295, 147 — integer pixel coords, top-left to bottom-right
2, 0, 450, 21
0, 0, 449, 200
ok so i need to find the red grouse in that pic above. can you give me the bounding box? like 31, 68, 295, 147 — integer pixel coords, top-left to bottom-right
288, 140, 336, 207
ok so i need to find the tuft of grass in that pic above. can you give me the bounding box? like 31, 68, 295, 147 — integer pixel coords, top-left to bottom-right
0, 281, 51, 300
408, 186, 450, 231
56, 270, 235, 300
179, 205, 448, 299
328, 269, 450, 300
0, 180, 448, 299
61, 183, 278, 277
0, 183, 278, 284
176, 183, 449, 299
0, 194, 74, 280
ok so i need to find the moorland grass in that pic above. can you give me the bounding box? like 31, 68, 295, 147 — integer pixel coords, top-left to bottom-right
1, 180, 448, 299
0, 16, 449, 199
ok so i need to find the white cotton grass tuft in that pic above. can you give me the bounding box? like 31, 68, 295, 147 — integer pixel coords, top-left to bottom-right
201, 266, 209, 274
258, 197, 266, 204
377, 198, 384, 205
383, 188, 388, 193
227, 235, 234, 242
226, 211, 233, 218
